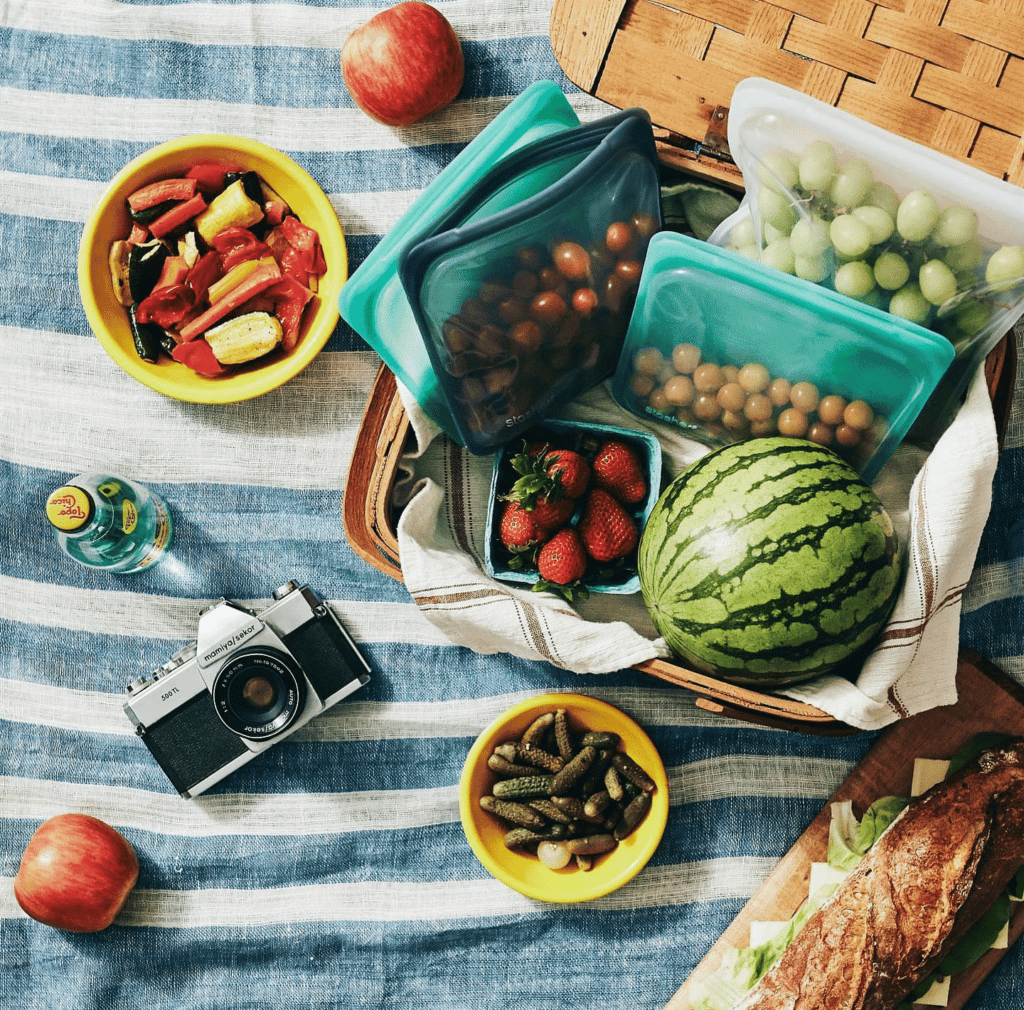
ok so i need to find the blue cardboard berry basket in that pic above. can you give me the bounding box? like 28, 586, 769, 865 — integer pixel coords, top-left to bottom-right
483, 418, 662, 594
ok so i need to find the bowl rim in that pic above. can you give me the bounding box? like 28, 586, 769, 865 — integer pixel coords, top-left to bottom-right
76, 133, 346, 405
458, 691, 669, 903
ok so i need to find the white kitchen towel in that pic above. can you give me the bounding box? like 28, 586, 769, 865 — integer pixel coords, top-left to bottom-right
395, 360, 999, 731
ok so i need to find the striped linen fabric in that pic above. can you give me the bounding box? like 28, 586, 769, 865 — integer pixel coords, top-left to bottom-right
1, 2, 1022, 1009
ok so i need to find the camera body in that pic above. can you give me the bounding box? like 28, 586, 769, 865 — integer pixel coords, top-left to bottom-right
124, 581, 371, 798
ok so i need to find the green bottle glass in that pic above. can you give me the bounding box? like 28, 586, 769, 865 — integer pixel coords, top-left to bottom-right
45, 473, 173, 573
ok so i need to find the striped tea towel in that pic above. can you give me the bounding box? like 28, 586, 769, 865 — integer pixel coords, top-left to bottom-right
395, 361, 999, 731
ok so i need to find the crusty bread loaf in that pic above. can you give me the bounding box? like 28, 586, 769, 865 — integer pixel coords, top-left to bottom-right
733, 738, 1024, 1010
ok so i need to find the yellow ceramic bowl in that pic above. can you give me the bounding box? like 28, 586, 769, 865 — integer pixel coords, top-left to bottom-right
77, 134, 346, 404
459, 693, 669, 903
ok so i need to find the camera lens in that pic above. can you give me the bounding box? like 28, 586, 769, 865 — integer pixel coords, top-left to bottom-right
211, 649, 306, 740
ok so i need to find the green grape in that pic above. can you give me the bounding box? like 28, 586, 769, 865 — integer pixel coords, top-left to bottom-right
758, 187, 796, 232
932, 205, 978, 247
763, 220, 789, 244
944, 239, 983, 274
730, 218, 756, 249
873, 251, 910, 291
756, 153, 799, 194
795, 254, 828, 282
735, 243, 760, 259
798, 140, 838, 191
830, 159, 874, 208
889, 284, 930, 324
896, 190, 939, 242
984, 245, 1024, 291
918, 259, 958, 306
953, 300, 992, 337
851, 205, 894, 245
789, 216, 829, 257
761, 238, 796, 274
835, 260, 875, 299
829, 214, 872, 258
866, 182, 899, 218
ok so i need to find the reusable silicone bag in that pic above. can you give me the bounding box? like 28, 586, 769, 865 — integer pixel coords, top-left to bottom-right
708, 78, 1024, 443
400, 110, 661, 454
613, 232, 955, 483
338, 81, 582, 441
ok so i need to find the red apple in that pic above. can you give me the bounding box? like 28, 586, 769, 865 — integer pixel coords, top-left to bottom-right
341, 1, 464, 127
13, 813, 139, 932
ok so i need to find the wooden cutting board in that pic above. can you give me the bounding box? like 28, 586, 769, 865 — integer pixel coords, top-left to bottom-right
665, 650, 1024, 1010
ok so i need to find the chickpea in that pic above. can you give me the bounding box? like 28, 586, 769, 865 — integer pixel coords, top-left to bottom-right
835, 424, 862, 448
693, 392, 722, 421
693, 362, 724, 393
738, 361, 770, 394
629, 372, 656, 398
807, 421, 834, 446
717, 381, 747, 413
663, 374, 695, 406
778, 407, 809, 437
817, 394, 847, 427
844, 399, 875, 431
671, 342, 702, 374
633, 347, 665, 376
790, 381, 820, 412
743, 393, 773, 423
768, 377, 792, 407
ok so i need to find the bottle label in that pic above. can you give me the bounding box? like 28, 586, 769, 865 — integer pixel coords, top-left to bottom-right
122, 499, 139, 534
132, 498, 172, 571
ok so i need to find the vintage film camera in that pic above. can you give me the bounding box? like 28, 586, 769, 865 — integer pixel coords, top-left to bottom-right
124, 581, 371, 798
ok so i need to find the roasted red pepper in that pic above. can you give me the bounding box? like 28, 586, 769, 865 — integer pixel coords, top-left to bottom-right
279, 215, 327, 283
210, 226, 273, 272
149, 193, 208, 239
172, 338, 228, 377
135, 283, 195, 329
127, 177, 197, 212
185, 163, 238, 196
185, 251, 222, 302
261, 277, 313, 351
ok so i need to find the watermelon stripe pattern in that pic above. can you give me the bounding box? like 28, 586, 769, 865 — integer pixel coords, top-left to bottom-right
638, 438, 903, 685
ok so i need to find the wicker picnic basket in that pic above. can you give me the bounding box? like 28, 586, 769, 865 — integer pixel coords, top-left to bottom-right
344, 0, 1021, 733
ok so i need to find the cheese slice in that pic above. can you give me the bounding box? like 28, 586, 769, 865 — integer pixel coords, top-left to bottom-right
916, 976, 951, 1006
911, 758, 950, 797
748, 920, 789, 947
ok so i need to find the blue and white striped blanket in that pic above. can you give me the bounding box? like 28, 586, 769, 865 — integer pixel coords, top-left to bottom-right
2, 3, 1022, 1008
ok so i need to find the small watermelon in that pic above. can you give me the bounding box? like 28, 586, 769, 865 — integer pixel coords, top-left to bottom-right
638, 437, 903, 686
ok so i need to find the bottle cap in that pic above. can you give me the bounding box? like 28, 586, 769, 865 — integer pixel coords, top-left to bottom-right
45, 485, 95, 532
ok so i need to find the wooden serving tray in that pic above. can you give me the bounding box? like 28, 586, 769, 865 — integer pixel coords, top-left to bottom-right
664, 650, 1024, 1010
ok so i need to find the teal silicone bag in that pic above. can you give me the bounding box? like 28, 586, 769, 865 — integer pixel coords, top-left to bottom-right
399, 110, 661, 454
612, 232, 956, 483
337, 82, 581, 440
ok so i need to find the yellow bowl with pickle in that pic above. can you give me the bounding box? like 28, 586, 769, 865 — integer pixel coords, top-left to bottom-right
77, 133, 346, 404
459, 692, 669, 903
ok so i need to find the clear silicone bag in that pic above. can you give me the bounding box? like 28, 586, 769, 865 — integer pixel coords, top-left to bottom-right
708, 79, 1024, 443
399, 110, 661, 454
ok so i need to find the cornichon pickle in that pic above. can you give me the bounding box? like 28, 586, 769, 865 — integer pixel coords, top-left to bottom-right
520, 711, 554, 750
528, 799, 573, 823
550, 744, 597, 795
492, 774, 554, 800
612, 751, 656, 793
554, 708, 574, 761
479, 795, 548, 829
583, 790, 611, 819
604, 765, 625, 801
614, 791, 652, 840
487, 753, 538, 778
516, 744, 564, 773
580, 731, 620, 749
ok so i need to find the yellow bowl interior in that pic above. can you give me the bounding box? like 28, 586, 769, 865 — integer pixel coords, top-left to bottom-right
459, 692, 669, 903
77, 134, 346, 404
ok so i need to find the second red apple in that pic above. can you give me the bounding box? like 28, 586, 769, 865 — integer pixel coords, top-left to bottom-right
341, 2, 464, 128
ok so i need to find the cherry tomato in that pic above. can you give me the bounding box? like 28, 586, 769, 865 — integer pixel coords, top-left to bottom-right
530, 290, 568, 327
508, 320, 542, 352
605, 221, 637, 254
515, 246, 545, 270
615, 259, 643, 285
572, 287, 599, 317
552, 241, 591, 281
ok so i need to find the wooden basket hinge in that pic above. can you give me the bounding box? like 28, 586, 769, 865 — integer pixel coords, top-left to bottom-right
653, 105, 744, 191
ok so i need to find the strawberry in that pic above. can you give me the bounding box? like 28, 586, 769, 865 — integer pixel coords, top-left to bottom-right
525, 494, 574, 534
591, 440, 648, 505
506, 441, 590, 506
533, 528, 590, 602
578, 488, 639, 562
537, 528, 588, 585
498, 501, 545, 551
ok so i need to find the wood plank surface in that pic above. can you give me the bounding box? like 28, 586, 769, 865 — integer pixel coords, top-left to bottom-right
662, 650, 1024, 1010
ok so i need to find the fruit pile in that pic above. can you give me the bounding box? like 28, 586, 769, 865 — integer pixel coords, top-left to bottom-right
436, 216, 657, 442
725, 139, 1024, 350
494, 431, 652, 600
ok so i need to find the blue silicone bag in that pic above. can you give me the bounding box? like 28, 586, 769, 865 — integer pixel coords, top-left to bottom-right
337, 82, 581, 440
399, 110, 661, 454
612, 232, 956, 483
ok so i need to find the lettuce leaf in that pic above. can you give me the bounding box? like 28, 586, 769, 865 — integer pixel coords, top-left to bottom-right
827, 795, 908, 872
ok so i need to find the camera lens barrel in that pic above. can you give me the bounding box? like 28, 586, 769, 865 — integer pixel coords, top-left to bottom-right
211, 648, 306, 740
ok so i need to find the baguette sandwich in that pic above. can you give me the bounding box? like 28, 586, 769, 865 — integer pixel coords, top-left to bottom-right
730, 737, 1024, 1010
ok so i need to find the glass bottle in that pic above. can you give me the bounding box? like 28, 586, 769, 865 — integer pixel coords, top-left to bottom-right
45, 472, 173, 573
